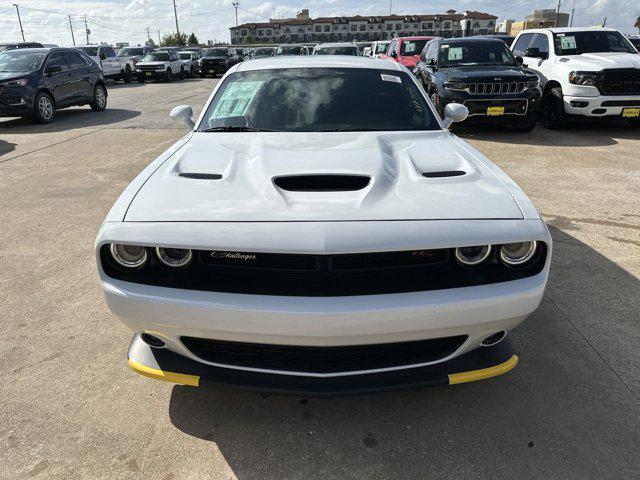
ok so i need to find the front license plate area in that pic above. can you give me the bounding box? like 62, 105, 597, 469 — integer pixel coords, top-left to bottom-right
209, 69, 215, 73
145, 72, 152, 77
487, 106, 505, 116
622, 108, 640, 118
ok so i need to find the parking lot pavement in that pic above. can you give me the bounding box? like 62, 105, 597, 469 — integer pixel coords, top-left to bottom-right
1, 79, 639, 479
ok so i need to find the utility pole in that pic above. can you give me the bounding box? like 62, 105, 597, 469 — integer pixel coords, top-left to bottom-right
602, 16, 607, 27
84, 17, 90, 44
172, 0, 181, 45
146, 26, 151, 42
13, 4, 25, 42
554, 0, 562, 27
68, 15, 76, 45
389, 0, 393, 16
158, 29, 161, 45
569, 0, 576, 27
232, 2, 239, 27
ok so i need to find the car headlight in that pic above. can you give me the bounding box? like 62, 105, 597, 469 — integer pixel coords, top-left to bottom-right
156, 247, 192, 268
444, 81, 468, 91
568, 71, 599, 86
156, 65, 165, 71
4, 78, 28, 87
499, 241, 537, 266
525, 77, 540, 89
109, 244, 148, 268
455, 245, 492, 266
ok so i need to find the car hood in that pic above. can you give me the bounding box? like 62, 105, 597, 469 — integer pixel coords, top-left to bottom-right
0, 71, 30, 81
555, 52, 640, 70
444, 65, 529, 80
202, 56, 227, 61
136, 61, 166, 67
124, 131, 524, 222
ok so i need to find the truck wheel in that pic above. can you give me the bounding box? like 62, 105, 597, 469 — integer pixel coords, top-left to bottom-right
90, 84, 107, 111
123, 65, 131, 83
540, 87, 569, 129
33, 91, 55, 124
190, 66, 194, 77
166, 69, 173, 82
179, 67, 185, 80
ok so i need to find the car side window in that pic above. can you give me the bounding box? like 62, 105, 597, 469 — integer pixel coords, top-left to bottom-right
46, 53, 68, 72
104, 47, 116, 58
530, 34, 549, 55
512, 33, 534, 56
64, 52, 87, 69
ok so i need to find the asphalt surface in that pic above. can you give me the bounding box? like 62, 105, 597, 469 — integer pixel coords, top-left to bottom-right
1, 78, 639, 480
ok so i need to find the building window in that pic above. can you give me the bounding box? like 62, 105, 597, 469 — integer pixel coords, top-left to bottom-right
427, 22, 433, 29
266, 30, 271, 35
369, 24, 374, 29
241, 30, 247, 36
359, 24, 366, 31
324, 25, 330, 32
315, 25, 321, 32
258, 30, 263, 36
350, 24, 357, 31
444, 22, 450, 29
395, 24, 401, 30
386, 24, 392, 30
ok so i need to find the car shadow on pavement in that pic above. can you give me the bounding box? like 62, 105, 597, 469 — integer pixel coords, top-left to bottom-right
0, 139, 17, 157
457, 120, 639, 147
0, 108, 140, 133
167, 227, 640, 479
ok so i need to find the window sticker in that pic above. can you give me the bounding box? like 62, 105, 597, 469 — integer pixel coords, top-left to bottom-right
404, 42, 417, 53
448, 47, 463, 60
560, 35, 577, 50
210, 81, 264, 119
381, 74, 402, 83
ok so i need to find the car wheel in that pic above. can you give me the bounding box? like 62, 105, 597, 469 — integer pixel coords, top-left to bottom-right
166, 69, 173, 82
123, 65, 131, 83
190, 66, 194, 77
33, 91, 55, 124
179, 67, 185, 80
540, 86, 569, 129
90, 84, 107, 111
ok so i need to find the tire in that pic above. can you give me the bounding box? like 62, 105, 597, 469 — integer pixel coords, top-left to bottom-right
540, 86, 569, 129
90, 84, 107, 111
179, 67, 185, 80
166, 69, 173, 82
189, 66, 194, 78
33, 91, 55, 124
513, 112, 537, 132
123, 65, 131, 83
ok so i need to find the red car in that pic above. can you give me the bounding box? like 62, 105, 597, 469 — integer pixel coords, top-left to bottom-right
379, 36, 434, 69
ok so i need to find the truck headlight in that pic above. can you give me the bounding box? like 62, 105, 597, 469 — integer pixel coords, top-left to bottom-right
444, 81, 468, 91
156, 65, 165, 71
525, 78, 539, 89
568, 71, 599, 86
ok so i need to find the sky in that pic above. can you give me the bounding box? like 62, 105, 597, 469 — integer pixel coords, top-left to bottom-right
0, 0, 638, 46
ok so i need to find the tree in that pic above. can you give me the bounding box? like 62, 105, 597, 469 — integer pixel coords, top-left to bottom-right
160, 32, 188, 46
145, 38, 156, 48
187, 33, 199, 45
635, 16, 640, 34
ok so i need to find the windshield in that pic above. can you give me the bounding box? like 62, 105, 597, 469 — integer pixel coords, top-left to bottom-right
142, 52, 169, 62
401, 39, 429, 56
198, 68, 439, 132
276, 46, 302, 55
117, 48, 145, 57
438, 41, 517, 67
204, 49, 227, 57
553, 31, 637, 55
0, 50, 47, 72
314, 46, 359, 56
76, 46, 98, 56
254, 48, 274, 56
375, 42, 390, 54
629, 38, 640, 49
179, 53, 192, 59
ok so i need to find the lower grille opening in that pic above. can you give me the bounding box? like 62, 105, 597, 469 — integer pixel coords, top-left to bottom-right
273, 174, 371, 192
181, 336, 468, 374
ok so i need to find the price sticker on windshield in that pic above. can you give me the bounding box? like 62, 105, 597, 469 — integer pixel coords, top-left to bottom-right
447, 47, 463, 61
560, 36, 577, 50
210, 81, 264, 119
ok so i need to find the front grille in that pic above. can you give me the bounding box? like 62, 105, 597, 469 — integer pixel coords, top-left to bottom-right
181, 336, 468, 373
273, 174, 371, 192
468, 82, 525, 95
598, 69, 640, 95
100, 243, 547, 296
202, 59, 226, 66
138, 65, 161, 72
601, 100, 640, 107
464, 99, 528, 116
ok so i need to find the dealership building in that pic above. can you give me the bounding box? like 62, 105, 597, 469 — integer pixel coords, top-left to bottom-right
230, 9, 498, 45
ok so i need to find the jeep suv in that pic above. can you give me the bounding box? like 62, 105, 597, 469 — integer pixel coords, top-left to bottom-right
135, 51, 185, 82
414, 37, 541, 131
512, 27, 640, 128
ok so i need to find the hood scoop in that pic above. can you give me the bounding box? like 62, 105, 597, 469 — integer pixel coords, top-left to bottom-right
422, 170, 466, 178
273, 174, 372, 192
179, 173, 223, 180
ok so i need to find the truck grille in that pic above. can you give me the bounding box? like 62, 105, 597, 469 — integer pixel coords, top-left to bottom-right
180, 335, 468, 374
598, 69, 640, 95
468, 82, 525, 95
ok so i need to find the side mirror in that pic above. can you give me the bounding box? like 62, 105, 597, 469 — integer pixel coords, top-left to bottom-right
515, 55, 524, 65
390, 51, 397, 58
46, 65, 62, 75
170, 105, 195, 129
99, 52, 107, 60
443, 103, 469, 128
428, 58, 437, 67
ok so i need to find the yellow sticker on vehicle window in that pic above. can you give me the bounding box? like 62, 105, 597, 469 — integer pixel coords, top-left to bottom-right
487, 106, 505, 116
210, 81, 264, 119
622, 108, 640, 118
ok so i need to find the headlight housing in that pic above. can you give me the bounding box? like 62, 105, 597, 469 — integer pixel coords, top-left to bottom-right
109, 244, 148, 268
444, 81, 468, 91
155, 247, 192, 268
4, 78, 28, 87
525, 77, 540, 89
455, 245, 492, 266
568, 71, 599, 86
499, 241, 537, 266
156, 65, 165, 71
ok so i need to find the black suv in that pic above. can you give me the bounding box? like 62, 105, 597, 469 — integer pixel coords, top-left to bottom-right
199, 47, 239, 78
414, 37, 541, 131
0, 48, 107, 123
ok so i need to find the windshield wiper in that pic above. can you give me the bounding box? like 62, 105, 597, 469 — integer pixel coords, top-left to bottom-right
201, 126, 276, 132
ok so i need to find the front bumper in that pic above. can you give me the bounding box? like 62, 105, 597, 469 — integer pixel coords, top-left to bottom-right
136, 70, 167, 79
0, 87, 32, 116
127, 333, 518, 395
563, 94, 640, 117
441, 88, 541, 121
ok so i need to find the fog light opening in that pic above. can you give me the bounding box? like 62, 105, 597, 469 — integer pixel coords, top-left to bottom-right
141, 333, 166, 348
482, 331, 506, 346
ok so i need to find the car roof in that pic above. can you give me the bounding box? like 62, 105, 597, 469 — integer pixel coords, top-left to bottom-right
314, 43, 359, 48
396, 36, 434, 41
437, 37, 505, 43
520, 27, 618, 34
237, 55, 401, 72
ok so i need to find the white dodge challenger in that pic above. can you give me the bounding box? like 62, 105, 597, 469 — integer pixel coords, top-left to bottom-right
96, 56, 551, 395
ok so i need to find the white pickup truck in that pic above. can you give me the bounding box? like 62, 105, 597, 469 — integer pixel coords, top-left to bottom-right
75, 45, 128, 82
511, 27, 640, 128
